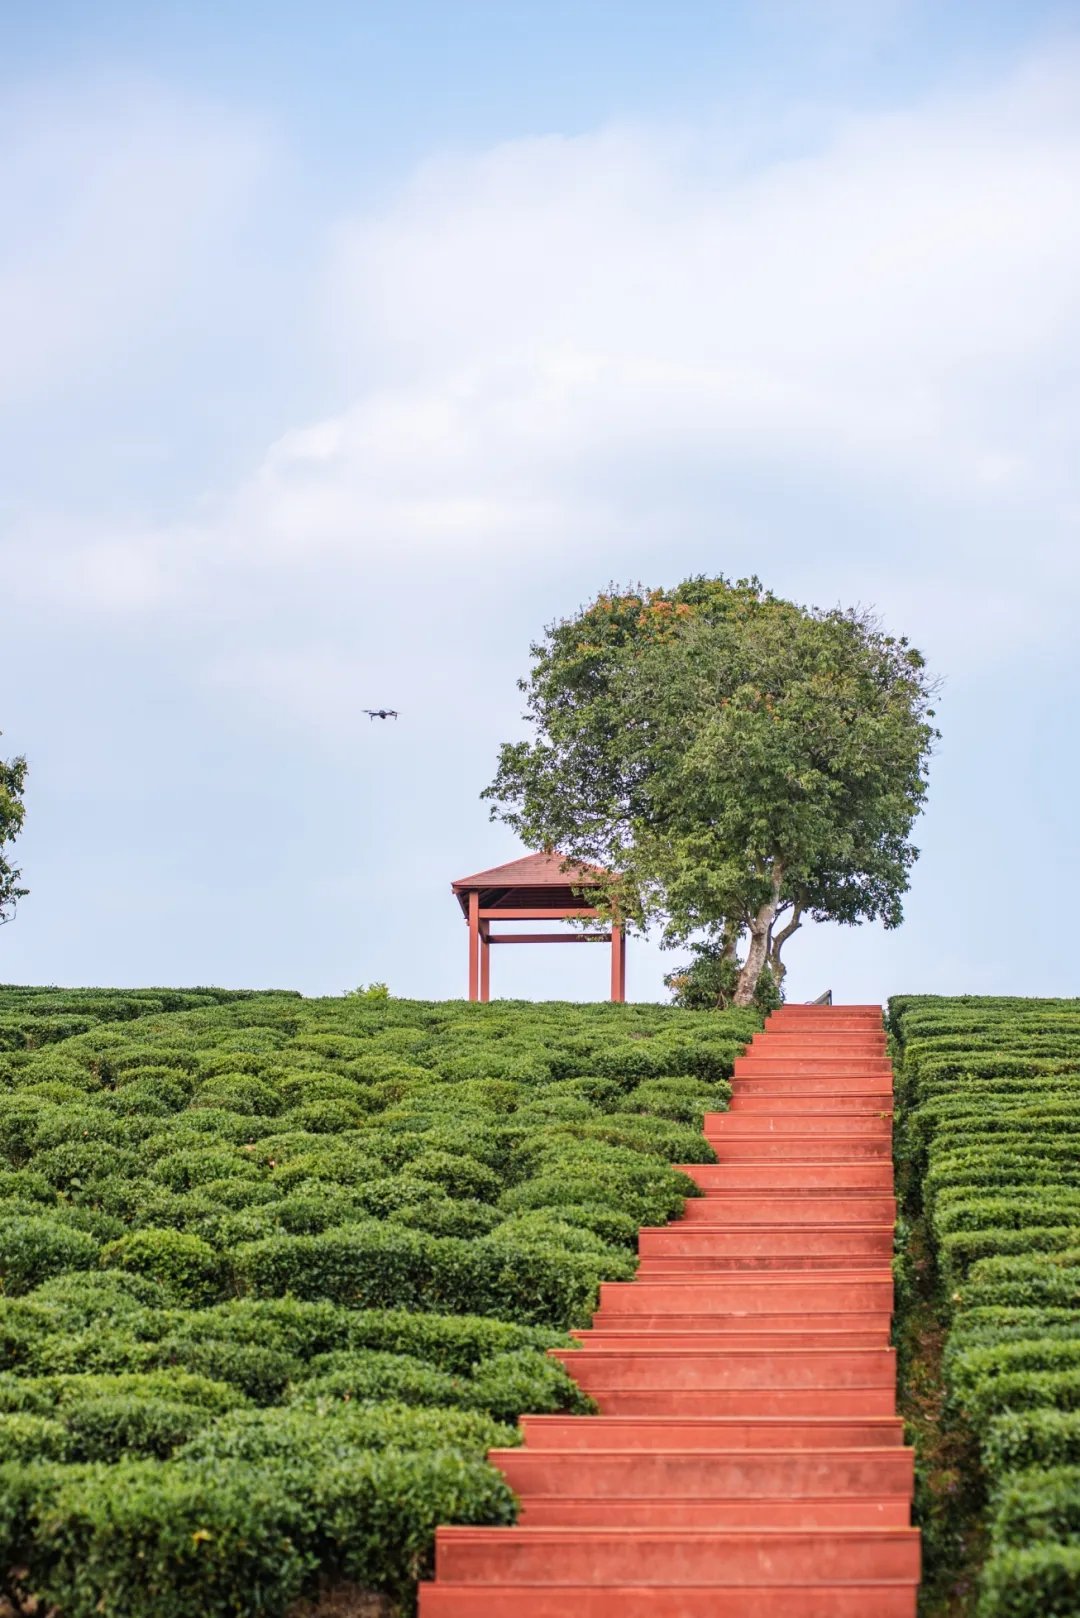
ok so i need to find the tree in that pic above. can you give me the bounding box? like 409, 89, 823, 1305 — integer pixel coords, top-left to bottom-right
484, 577, 937, 1005
0, 734, 28, 925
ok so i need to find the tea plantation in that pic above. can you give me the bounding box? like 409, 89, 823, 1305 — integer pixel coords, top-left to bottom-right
0, 985, 757, 1617
891, 996, 1080, 1618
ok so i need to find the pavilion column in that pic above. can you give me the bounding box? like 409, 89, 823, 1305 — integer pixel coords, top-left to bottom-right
610, 921, 626, 1003
468, 891, 480, 1001
479, 921, 491, 1003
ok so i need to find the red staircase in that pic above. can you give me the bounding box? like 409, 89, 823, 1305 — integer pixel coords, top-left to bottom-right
418, 1004, 919, 1617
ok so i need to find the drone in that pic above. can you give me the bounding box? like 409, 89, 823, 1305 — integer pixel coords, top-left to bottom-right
364, 708, 399, 721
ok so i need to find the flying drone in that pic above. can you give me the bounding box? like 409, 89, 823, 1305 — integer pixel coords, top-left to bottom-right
364, 709, 399, 721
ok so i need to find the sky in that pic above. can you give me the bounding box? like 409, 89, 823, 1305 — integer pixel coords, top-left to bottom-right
3, 0, 1080, 1006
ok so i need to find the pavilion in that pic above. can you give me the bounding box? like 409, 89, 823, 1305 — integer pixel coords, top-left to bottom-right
451, 851, 626, 1003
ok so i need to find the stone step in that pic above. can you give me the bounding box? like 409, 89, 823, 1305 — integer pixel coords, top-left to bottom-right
678, 1196, 897, 1224
638, 1226, 896, 1259
589, 1311, 893, 1335
574, 1328, 891, 1350
588, 1388, 897, 1415
433, 1526, 920, 1586
494, 1447, 914, 1499
678, 1162, 895, 1191
705, 1136, 891, 1160
730, 1094, 893, 1115
754, 1030, 887, 1044
519, 1414, 908, 1450
635, 1256, 893, 1273
549, 1347, 896, 1391
519, 1497, 912, 1528
752, 1045, 888, 1060
708, 1114, 892, 1135
420, 1582, 917, 1617
597, 1274, 894, 1314
733, 1074, 893, 1094
734, 1057, 893, 1074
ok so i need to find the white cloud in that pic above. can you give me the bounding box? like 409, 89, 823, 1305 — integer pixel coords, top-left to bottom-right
8, 47, 1080, 679
323, 54, 1080, 498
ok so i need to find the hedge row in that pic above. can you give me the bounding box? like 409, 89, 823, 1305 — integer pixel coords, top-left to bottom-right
890, 995, 1080, 1617
0, 987, 755, 1615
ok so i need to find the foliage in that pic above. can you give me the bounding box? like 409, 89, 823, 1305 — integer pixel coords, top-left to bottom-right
891, 995, 1080, 1616
0, 735, 28, 926
485, 576, 937, 1003
0, 984, 754, 1614
664, 940, 783, 1013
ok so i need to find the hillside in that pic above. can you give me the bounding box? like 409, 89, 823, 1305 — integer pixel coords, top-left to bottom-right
4, 987, 1079, 1617
0, 986, 756, 1616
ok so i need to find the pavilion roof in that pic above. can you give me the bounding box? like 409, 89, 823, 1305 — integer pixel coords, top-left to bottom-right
452, 851, 607, 891
451, 851, 610, 918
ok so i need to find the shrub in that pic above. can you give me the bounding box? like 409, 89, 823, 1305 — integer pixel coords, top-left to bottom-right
107, 1072, 193, 1115
466, 1349, 594, 1423
27, 1458, 312, 1618
406, 1149, 502, 1202
990, 1466, 1080, 1548
154, 1336, 301, 1403
340, 1308, 568, 1374
298, 1448, 515, 1601
102, 1229, 226, 1305
61, 1394, 216, 1460
194, 1075, 283, 1116
152, 1148, 263, 1191
623, 1075, 731, 1124
277, 1101, 367, 1133
388, 1197, 503, 1240
500, 1166, 687, 1227
976, 1544, 1080, 1617
33, 1141, 145, 1193
961, 1369, 1080, 1423
0, 1216, 98, 1293
232, 1223, 471, 1313
291, 1350, 468, 1410
983, 1412, 1080, 1474
17, 1443, 514, 1616
470, 1229, 633, 1327
0, 1412, 69, 1462
177, 1401, 512, 1465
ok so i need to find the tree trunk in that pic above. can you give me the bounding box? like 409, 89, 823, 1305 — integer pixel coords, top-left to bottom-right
733, 865, 784, 1007
714, 918, 741, 1008
767, 903, 803, 988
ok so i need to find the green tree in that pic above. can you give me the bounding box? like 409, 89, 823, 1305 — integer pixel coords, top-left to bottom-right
0, 733, 28, 925
484, 577, 937, 1006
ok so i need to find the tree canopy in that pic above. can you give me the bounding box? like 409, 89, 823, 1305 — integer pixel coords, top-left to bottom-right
484, 576, 937, 1005
0, 733, 28, 925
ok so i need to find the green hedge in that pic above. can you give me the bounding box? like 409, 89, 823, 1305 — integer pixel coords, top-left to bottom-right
976, 1545, 1080, 1617
891, 995, 1080, 1617
0, 986, 754, 1613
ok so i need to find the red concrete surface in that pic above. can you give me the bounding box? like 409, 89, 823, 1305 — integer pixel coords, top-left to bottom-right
418, 1004, 919, 1618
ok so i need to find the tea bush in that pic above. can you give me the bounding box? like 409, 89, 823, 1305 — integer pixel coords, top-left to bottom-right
890, 995, 1080, 1616
0, 984, 754, 1614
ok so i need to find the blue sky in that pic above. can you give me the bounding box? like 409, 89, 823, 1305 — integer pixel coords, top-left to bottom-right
3, 0, 1079, 1004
